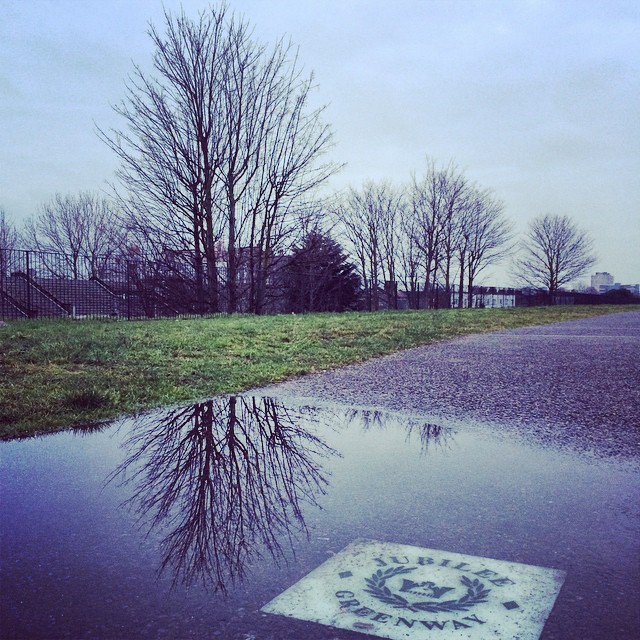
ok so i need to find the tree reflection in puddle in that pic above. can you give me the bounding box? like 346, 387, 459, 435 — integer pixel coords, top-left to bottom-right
345, 408, 452, 455
109, 396, 338, 592
108, 397, 453, 594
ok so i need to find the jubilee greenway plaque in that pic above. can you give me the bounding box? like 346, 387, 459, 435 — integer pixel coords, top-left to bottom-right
262, 540, 566, 639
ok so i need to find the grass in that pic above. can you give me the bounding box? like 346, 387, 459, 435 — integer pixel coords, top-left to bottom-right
1, 305, 637, 439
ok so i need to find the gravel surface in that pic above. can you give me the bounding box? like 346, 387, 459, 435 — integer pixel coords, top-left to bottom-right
255, 311, 640, 459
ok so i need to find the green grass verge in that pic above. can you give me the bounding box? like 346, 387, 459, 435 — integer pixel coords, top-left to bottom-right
1, 305, 637, 438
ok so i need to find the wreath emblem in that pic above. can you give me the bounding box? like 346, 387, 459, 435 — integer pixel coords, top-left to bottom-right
363, 566, 491, 613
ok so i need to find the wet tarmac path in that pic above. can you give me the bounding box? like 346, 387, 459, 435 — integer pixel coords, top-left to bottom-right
257, 311, 640, 460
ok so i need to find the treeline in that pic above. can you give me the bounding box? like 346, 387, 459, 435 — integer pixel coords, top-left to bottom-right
1, 4, 600, 313
0, 159, 513, 314
334, 162, 511, 310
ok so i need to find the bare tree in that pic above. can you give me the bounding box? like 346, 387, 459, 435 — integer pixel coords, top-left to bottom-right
0, 207, 20, 275
515, 214, 596, 300
235, 47, 337, 314
409, 160, 462, 307
100, 5, 337, 314
435, 163, 468, 303
396, 207, 423, 308
22, 193, 125, 278
457, 187, 512, 307
334, 181, 400, 310
101, 7, 229, 311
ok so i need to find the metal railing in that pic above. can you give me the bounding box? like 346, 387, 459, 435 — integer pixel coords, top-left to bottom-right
1, 249, 213, 320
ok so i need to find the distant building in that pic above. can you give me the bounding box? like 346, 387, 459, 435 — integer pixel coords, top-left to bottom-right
450, 286, 516, 308
590, 272, 639, 296
591, 272, 614, 293
600, 283, 640, 296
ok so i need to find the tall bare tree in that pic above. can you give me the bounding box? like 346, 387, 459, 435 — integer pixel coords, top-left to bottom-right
101, 7, 230, 311
515, 214, 596, 300
409, 160, 464, 307
100, 5, 336, 313
434, 163, 468, 303
235, 47, 337, 314
22, 193, 125, 278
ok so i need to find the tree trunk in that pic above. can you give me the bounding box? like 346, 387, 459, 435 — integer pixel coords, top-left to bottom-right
457, 250, 465, 308
227, 190, 237, 313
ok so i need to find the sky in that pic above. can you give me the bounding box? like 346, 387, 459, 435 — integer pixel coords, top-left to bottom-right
1, 0, 639, 286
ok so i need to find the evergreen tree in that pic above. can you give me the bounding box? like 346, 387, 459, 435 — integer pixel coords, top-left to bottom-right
285, 230, 360, 313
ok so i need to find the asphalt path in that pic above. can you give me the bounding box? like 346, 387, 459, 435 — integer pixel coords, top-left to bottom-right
257, 310, 640, 460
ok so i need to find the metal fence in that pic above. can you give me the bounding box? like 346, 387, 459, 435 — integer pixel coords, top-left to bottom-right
0, 247, 348, 319
1, 248, 636, 321
0, 249, 215, 320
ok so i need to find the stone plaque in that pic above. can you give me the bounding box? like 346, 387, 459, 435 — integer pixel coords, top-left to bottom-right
262, 540, 566, 639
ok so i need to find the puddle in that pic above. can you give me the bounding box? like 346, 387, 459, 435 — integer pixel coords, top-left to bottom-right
0, 396, 638, 639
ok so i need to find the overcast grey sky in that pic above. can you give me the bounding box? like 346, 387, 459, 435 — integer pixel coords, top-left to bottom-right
1, 0, 639, 285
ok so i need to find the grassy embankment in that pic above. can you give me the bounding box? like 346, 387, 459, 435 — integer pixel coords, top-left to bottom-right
1, 305, 637, 438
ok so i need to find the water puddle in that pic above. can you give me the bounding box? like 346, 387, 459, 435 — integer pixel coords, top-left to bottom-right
1, 396, 638, 639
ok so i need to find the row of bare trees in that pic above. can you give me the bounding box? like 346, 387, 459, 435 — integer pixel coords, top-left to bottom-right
334, 161, 513, 309
1, 195, 127, 284
0, 189, 599, 313
20, 193, 126, 278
